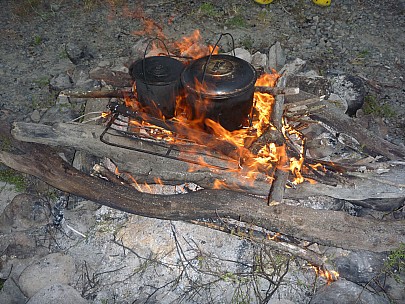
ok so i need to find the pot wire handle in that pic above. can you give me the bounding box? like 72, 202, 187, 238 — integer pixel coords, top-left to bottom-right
201, 33, 235, 85
142, 38, 171, 85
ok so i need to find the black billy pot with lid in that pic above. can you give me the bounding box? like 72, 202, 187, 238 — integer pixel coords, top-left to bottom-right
181, 54, 257, 131
129, 56, 184, 119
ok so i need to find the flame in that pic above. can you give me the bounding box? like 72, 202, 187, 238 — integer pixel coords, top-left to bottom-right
311, 266, 339, 284
213, 179, 227, 189
173, 30, 218, 59
267, 232, 281, 241
112, 28, 318, 189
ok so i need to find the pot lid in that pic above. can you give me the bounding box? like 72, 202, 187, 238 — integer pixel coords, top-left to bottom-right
181, 54, 257, 98
129, 56, 184, 85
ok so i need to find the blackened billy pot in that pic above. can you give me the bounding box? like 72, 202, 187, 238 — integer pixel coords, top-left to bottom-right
181, 54, 257, 131
129, 56, 184, 119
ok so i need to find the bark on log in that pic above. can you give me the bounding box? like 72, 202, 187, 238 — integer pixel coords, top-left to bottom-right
268, 76, 290, 204
311, 102, 405, 161
0, 143, 404, 253
10, 122, 405, 201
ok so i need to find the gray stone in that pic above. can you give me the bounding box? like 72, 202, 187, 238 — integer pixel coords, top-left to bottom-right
18, 253, 76, 298
26, 284, 88, 304
330, 75, 365, 117
333, 251, 386, 284
65, 42, 92, 65
279, 58, 306, 76
232, 47, 252, 63
30, 109, 41, 123
0, 277, 28, 304
268, 41, 286, 72
0, 193, 48, 233
268, 300, 295, 304
40, 105, 76, 124
251, 51, 268, 70
49, 73, 73, 91
287, 74, 331, 97
310, 279, 389, 304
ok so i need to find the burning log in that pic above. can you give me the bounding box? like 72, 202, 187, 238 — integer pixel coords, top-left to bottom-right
10, 122, 405, 201
0, 139, 404, 253
268, 76, 291, 204
60, 86, 299, 100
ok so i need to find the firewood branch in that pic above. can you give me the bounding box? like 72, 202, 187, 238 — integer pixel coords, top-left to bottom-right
0, 140, 404, 253
9, 121, 405, 201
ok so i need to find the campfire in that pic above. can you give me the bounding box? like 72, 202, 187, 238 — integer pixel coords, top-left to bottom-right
94, 32, 323, 200
1, 30, 405, 287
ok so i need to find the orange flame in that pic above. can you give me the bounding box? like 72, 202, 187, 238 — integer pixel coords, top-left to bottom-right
311, 266, 339, 284
116, 28, 315, 189
173, 30, 218, 59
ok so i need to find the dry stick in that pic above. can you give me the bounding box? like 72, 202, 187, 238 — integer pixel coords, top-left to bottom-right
254, 86, 299, 96
188, 219, 328, 268
60, 86, 299, 100
60, 89, 133, 99
268, 76, 290, 205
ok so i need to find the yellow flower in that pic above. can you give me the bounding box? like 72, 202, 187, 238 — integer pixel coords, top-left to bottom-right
254, 0, 274, 4
312, 0, 331, 6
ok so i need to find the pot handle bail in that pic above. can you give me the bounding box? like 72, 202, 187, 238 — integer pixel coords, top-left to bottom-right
201, 33, 236, 85
142, 38, 171, 85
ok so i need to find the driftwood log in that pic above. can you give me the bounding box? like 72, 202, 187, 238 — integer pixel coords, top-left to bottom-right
0, 140, 404, 253
10, 122, 405, 201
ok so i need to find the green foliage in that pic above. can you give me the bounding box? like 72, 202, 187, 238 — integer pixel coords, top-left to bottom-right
0, 136, 12, 152
199, 3, 218, 17
0, 278, 5, 291
0, 169, 27, 192
33, 35, 42, 45
226, 15, 247, 28
33, 76, 50, 88
363, 95, 396, 118
385, 243, 405, 283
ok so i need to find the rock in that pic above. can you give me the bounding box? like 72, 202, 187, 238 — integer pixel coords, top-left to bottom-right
40, 104, 76, 124
30, 109, 41, 122
287, 74, 331, 96
268, 41, 286, 72
310, 279, 389, 304
26, 284, 88, 304
382, 271, 405, 303
233, 47, 252, 63
65, 42, 92, 65
268, 300, 295, 304
251, 51, 268, 71
49, 73, 73, 91
333, 251, 386, 284
18, 253, 76, 298
330, 75, 365, 117
2, 231, 43, 259
0, 277, 28, 304
279, 58, 306, 76
0, 193, 48, 233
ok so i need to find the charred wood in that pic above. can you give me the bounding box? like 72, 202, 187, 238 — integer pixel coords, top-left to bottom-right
10, 121, 405, 201
0, 142, 404, 253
